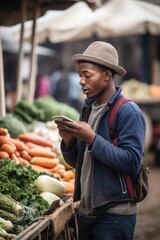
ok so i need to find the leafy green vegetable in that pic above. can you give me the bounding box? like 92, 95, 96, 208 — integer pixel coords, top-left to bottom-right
0, 210, 18, 223
0, 160, 60, 235
14, 100, 44, 120
34, 96, 80, 121
0, 193, 22, 217
0, 114, 27, 138
0, 227, 15, 239
13, 108, 33, 124
0, 217, 14, 232
0, 159, 49, 215
0, 194, 38, 234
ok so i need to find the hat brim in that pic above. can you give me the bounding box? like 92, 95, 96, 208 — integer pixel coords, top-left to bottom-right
72, 54, 126, 76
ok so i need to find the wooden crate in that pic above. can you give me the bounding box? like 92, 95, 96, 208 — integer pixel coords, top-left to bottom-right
12, 218, 51, 240
48, 199, 79, 239
13, 199, 80, 240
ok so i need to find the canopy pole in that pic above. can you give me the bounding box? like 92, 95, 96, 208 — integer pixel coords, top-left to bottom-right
28, 0, 39, 104
0, 36, 6, 117
15, 0, 27, 104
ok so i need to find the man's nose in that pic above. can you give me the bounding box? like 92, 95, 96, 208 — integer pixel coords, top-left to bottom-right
79, 77, 85, 85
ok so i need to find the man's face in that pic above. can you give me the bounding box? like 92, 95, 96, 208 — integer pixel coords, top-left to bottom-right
77, 62, 108, 99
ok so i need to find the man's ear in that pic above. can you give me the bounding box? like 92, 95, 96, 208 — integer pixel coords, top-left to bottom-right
105, 70, 112, 81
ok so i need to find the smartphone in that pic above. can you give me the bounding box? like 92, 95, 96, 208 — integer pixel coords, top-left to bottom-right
52, 115, 75, 123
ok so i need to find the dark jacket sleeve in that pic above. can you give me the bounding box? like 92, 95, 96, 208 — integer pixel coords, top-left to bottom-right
61, 139, 79, 169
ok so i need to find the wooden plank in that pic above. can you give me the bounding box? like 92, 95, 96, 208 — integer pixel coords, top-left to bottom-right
48, 201, 74, 237
13, 200, 80, 240
13, 218, 50, 240
0, 37, 6, 117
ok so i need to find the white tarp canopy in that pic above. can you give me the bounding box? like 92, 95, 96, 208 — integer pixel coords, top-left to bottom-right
94, 0, 160, 38
0, 27, 55, 56
7, 0, 160, 44
9, 1, 96, 43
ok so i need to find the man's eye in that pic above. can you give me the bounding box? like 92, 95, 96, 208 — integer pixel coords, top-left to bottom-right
85, 75, 91, 78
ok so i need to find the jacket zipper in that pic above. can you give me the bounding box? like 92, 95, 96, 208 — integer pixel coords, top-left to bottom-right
119, 173, 127, 194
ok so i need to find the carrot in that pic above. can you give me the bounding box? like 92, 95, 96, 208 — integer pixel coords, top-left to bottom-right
25, 142, 48, 150
0, 136, 9, 146
15, 151, 20, 157
29, 148, 56, 159
10, 153, 20, 163
57, 169, 66, 178
7, 141, 17, 151
1, 143, 15, 155
20, 150, 32, 162
69, 178, 75, 184
23, 144, 30, 152
30, 164, 52, 173
18, 133, 53, 147
62, 181, 74, 194
52, 172, 61, 179
31, 157, 59, 168
57, 163, 66, 170
50, 164, 66, 177
51, 163, 66, 173
62, 170, 75, 182
0, 151, 9, 159
10, 139, 25, 151
0, 128, 8, 136
18, 157, 30, 166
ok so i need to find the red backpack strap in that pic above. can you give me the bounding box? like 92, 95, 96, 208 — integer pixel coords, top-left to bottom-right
109, 96, 134, 199
109, 97, 131, 144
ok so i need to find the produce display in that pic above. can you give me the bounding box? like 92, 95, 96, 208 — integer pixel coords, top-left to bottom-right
34, 96, 80, 122
0, 115, 27, 138
0, 124, 75, 239
0, 97, 79, 239
121, 79, 160, 99
13, 97, 80, 125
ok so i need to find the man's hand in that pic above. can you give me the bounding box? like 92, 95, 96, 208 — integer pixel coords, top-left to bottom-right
55, 120, 96, 145
55, 120, 76, 148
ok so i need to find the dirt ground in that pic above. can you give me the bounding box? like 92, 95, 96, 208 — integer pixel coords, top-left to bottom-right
134, 152, 160, 240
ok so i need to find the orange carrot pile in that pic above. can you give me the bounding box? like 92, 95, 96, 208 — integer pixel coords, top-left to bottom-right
18, 132, 53, 147
0, 127, 75, 194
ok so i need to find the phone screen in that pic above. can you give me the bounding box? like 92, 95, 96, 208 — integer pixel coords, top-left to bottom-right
52, 115, 75, 122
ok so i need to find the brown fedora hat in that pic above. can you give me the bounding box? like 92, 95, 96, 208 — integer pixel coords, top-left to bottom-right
72, 41, 126, 76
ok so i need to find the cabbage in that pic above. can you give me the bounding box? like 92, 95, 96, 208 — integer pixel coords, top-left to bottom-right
40, 192, 64, 206
34, 175, 66, 196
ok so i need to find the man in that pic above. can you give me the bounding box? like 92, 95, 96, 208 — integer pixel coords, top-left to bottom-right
56, 41, 146, 240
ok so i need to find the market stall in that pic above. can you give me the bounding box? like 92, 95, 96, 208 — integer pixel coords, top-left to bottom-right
121, 79, 160, 159
0, 95, 81, 239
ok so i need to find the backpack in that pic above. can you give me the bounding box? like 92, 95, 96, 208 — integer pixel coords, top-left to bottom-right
109, 96, 150, 203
